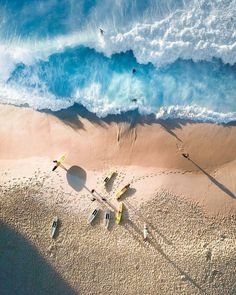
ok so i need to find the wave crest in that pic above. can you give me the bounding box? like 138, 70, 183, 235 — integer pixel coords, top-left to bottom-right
102, 0, 236, 66
156, 105, 236, 123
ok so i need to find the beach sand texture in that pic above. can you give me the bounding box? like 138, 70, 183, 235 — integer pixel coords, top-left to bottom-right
0, 104, 236, 294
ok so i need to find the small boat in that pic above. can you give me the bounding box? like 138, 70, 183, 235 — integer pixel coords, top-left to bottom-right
104, 209, 111, 229
143, 223, 148, 241
51, 216, 59, 238
115, 202, 124, 224
116, 184, 130, 199
88, 208, 99, 224
103, 171, 116, 186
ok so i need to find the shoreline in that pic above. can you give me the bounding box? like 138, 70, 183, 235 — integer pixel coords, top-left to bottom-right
0, 103, 236, 217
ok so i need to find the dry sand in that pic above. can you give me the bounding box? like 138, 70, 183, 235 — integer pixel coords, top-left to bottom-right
0, 104, 236, 294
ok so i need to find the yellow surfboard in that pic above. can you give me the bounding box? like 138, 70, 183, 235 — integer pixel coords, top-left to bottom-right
57, 154, 66, 165
52, 154, 66, 171
115, 202, 124, 224
116, 184, 130, 199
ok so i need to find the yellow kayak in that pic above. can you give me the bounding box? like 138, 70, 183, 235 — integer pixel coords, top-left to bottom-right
115, 202, 124, 224
116, 184, 130, 199
52, 154, 66, 171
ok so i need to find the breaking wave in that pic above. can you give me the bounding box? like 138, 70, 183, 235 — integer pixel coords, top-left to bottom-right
0, 0, 235, 122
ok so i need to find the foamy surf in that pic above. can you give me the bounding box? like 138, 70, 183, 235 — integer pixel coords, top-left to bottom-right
0, 0, 235, 122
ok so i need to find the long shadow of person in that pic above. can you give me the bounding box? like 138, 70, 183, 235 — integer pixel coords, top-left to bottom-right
189, 159, 236, 199
66, 166, 87, 192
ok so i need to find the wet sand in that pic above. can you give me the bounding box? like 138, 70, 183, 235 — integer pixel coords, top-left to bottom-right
0, 104, 236, 294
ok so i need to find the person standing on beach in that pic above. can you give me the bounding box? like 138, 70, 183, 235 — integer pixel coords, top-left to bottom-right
182, 153, 190, 159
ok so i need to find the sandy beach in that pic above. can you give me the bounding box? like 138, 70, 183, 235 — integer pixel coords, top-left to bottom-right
1, 104, 236, 295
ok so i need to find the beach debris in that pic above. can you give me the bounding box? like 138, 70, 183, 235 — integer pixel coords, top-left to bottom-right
143, 223, 148, 241
116, 184, 130, 199
104, 209, 111, 229
88, 208, 100, 224
52, 154, 66, 171
51, 216, 59, 238
115, 202, 124, 224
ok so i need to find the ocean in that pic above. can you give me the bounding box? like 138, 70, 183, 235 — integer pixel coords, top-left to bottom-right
0, 0, 235, 122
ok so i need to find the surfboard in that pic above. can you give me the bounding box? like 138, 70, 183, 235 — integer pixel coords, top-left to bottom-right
52, 154, 66, 171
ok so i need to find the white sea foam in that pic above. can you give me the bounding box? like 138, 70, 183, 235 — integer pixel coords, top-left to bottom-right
101, 0, 236, 66
0, 83, 72, 111
156, 105, 236, 123
0, 0, 235, 122
1, 81, 235, 123
0, 0, 235, 84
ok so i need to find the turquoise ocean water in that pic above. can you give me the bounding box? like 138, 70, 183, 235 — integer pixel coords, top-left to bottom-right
0, 0, 236, 122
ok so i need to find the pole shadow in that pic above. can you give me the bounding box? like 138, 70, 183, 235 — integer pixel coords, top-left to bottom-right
189, 159, 236, 199
124, 199, 173, 246
122, 219, 144, 247
92, 190, 117, 211
107, 211, 116, 231
120, 214, 207, 294
148, 238, 208, 295
66, 166, 87, 192
159, 120, 183, 142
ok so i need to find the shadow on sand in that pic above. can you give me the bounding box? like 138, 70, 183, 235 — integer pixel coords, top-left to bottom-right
148, 238, 208, 295
0, 222, 77, 295
42, 103, 198, 141
104, 172, 118, 193
66, 166, 87, 192
124, 199, 173, 246
122, 217, 207, 295
189, 159, 236, 199
118, 187, 136, 200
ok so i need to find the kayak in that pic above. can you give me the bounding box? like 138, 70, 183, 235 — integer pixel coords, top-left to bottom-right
51, 216, 59, 238
115, 202, 124, 224
116, 184, 130, 199
143, 223, 148, 240
52, 154, 66, 171
104, 171, 116, 186
88, 208, 99, 224
104, 209, 111, 229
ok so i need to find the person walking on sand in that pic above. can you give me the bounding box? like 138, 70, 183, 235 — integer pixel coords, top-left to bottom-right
182, 153, 189, 159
